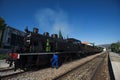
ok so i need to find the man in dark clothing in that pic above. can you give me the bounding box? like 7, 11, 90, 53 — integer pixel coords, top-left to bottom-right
51, 54, 59, 69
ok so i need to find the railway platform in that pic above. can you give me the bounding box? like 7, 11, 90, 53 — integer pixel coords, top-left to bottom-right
0, 59, 9, 68
109, 52, 120, 80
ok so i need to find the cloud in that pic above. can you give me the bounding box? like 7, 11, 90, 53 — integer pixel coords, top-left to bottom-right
35, 8, 70, 37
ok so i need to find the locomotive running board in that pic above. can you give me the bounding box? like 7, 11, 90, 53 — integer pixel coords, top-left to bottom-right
17, 52, 59, 55
17, 51, 81, 56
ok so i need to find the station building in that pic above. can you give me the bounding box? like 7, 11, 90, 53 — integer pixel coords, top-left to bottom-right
0, 26, 25, 49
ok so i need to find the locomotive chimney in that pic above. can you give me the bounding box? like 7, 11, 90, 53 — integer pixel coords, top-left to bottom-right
25, 26, 29, 33
33, 27, 39, 33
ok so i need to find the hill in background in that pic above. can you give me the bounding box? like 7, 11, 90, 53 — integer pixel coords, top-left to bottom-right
97, 44, 111, 48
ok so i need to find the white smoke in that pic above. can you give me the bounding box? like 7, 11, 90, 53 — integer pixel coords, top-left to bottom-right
35, 8, 70, 37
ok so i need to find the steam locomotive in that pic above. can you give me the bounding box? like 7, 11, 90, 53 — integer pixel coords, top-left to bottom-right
7, 27, 103, 70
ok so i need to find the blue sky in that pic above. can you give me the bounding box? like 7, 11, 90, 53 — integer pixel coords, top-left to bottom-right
0, 0, 120, 45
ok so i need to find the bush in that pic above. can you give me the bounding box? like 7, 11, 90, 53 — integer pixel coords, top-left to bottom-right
111, 42, 120, 54
0, 53, 7, 60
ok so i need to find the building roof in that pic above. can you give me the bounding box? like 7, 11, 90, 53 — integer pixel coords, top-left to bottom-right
82, 41, 89, 45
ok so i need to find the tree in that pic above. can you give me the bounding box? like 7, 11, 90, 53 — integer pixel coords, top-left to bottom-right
111, 42, 120, 53
0, 17, 6, 29
0, 17, 6, 48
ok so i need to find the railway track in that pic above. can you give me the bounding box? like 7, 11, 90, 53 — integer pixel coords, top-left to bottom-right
0, 52, 107, 80
0, 67, 14, 72
53, 52, 107, 80
0, 67, 24, 79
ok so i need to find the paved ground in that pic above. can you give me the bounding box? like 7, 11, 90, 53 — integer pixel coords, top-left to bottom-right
0, 59, 9, 68
109, 52, 120, 80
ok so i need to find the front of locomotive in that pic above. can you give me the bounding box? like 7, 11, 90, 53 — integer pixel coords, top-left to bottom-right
4, 43, 24, 71
11, 27, 47, 70
7, 52, 19, 67
5, 27, 32, 70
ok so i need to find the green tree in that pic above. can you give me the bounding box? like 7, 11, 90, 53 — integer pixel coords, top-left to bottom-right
111, 42, 120, 53
0, 17, 6, 48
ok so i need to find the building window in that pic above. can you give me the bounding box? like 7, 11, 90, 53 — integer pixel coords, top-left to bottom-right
7, 38, 10, 43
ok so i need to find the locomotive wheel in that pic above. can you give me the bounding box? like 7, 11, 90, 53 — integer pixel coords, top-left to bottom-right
76, 53, 81, 59
14, 60, 19, 71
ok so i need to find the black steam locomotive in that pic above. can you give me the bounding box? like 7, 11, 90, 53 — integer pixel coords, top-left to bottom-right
8, 27, 103, 70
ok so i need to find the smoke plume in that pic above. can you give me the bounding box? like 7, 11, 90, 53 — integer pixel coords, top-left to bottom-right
35, 8, 70, 37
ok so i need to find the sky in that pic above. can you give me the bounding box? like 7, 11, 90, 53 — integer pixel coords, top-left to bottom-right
0, 0, 120, 45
